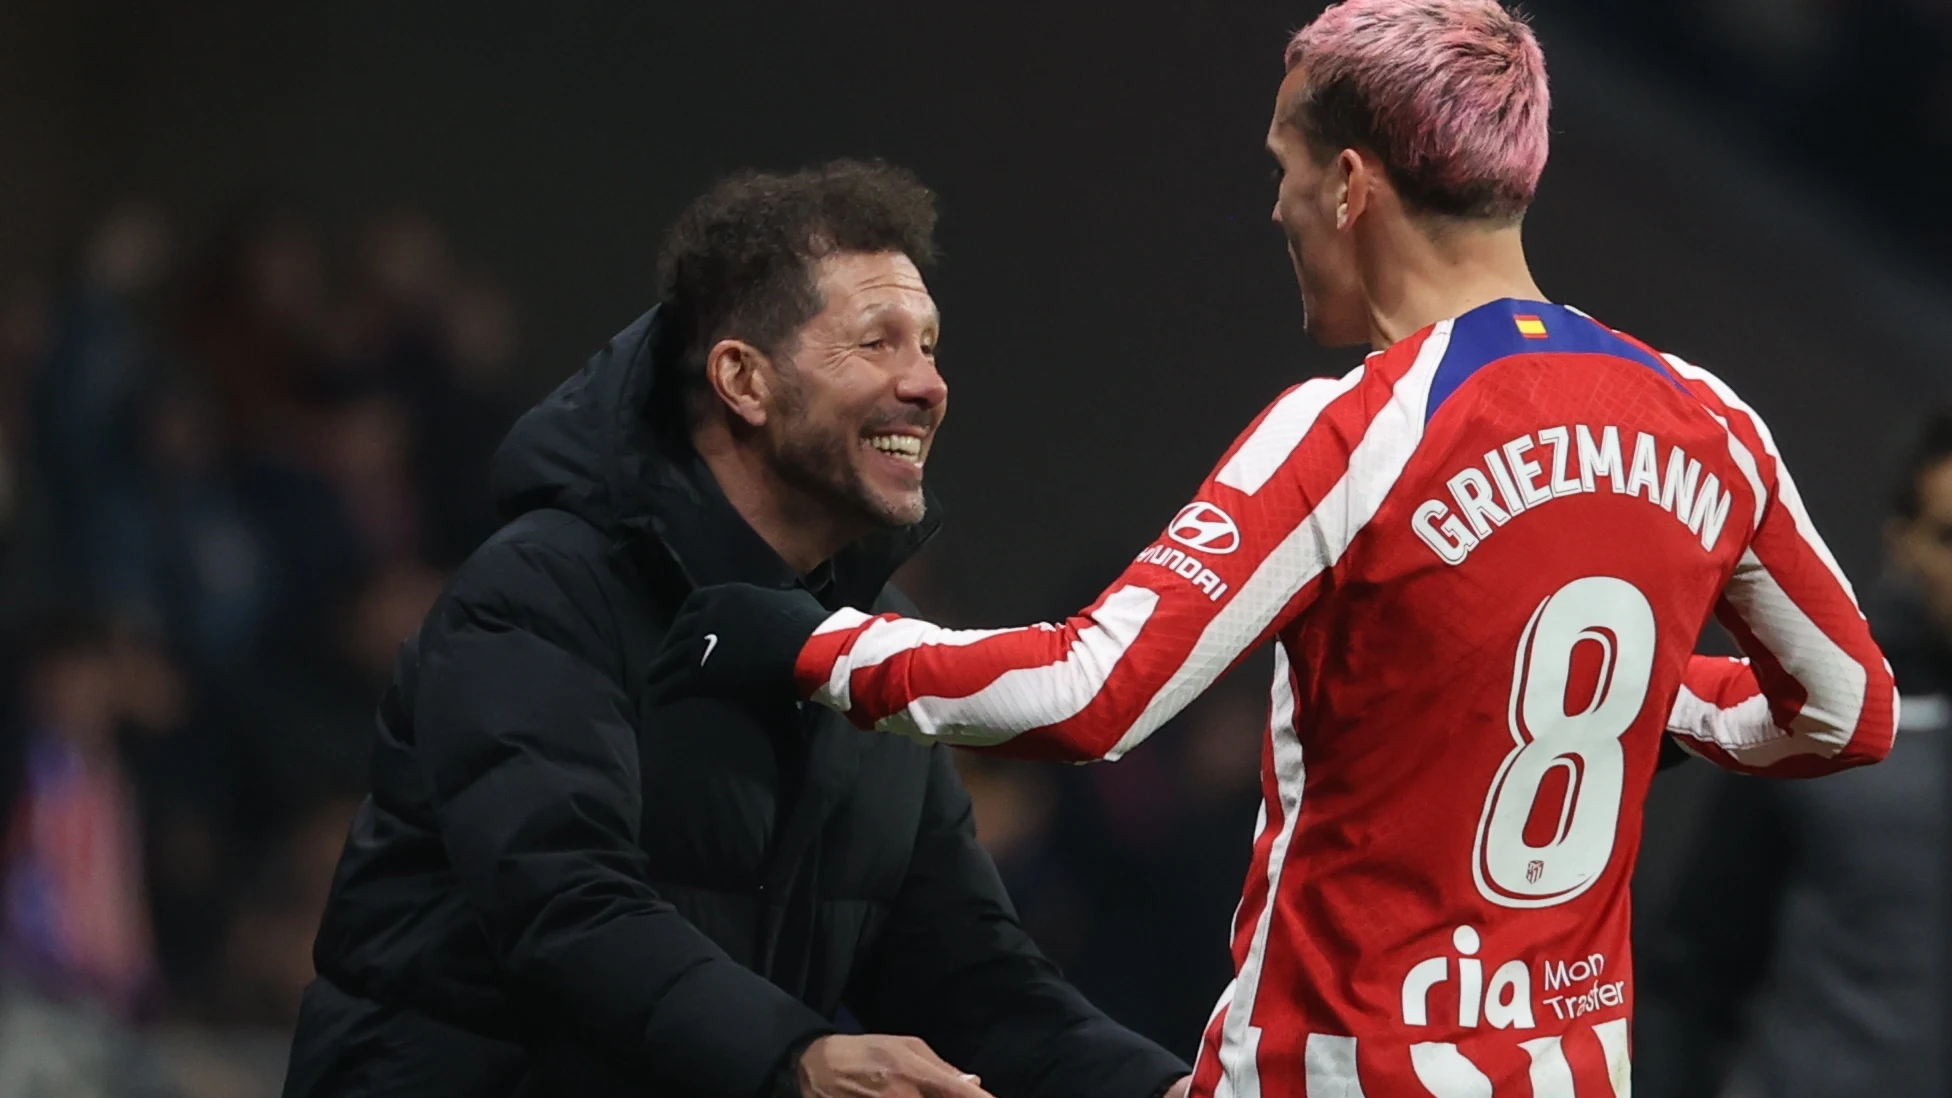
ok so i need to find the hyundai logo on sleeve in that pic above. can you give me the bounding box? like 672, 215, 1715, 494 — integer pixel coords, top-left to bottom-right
1168, 502, 1241, 554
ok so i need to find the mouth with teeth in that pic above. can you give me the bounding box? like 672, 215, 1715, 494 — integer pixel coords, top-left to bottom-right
864, 432, 926, 468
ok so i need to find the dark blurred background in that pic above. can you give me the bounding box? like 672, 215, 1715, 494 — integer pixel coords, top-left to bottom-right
0, 1, 1946, 1095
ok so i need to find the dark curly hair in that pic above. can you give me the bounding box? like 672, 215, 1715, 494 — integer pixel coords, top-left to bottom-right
655, 159, 938, 423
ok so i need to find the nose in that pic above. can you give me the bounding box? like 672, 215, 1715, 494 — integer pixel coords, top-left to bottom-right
1271, 199, 1283, 225
895, 348, 948, 410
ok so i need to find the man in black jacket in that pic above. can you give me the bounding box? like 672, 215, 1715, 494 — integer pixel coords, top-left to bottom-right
1634, 413, 1952, 1098
282, 161, 1189, 1098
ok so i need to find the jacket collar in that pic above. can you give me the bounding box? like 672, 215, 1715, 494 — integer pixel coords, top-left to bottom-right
625, 444, 942, 612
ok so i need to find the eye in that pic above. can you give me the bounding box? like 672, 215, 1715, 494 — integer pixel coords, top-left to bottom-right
860, 338, 888, 351
1270, 165, 1285, 184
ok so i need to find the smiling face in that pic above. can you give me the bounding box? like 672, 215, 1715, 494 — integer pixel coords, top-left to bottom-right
759, 250, 946, 531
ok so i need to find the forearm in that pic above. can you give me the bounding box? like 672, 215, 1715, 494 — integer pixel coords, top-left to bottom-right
1669, 650, 1892, 776
796, 586, 1179, 762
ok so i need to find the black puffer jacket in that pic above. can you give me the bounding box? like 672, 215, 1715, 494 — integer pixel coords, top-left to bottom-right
1635, 581, 1945, 1098
284, 309, 1187, 1098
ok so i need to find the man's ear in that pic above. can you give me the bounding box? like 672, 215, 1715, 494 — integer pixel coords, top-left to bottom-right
1336, 148, 1370, 230
705, 339, 772, 428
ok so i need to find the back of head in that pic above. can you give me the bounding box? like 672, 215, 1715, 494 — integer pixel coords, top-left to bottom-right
1285, 0, 1550, 223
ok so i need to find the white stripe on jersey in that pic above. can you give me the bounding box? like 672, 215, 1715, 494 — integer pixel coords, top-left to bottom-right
870, 586, 1161, 746
1409, 1042, 1493, 1098
1659, 355, 1768, 534
1111, 322, 1452, 759
840, 619, 1020, 673
1303, 1034, 1366, 1097
1519, 1035, 1576, 1098
1213, 644, 1304, 1098
809, 611, 1020, 712
1720, 548, 1868, 750
1593, 1018, 1632, 1098
1218, 367, 1368, 495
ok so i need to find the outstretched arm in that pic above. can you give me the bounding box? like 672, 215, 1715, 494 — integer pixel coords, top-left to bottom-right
796, 348, 1442, 761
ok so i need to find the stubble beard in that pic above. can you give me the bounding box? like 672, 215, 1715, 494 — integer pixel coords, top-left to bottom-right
770, 380, 923, 535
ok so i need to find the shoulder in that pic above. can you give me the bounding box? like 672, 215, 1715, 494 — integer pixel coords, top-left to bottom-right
1208, 365, 1372, 496
1216, 337, 1455, 499
1655, 354, 1781, 449
429, 510, 636, 658
451, 511, 616, 598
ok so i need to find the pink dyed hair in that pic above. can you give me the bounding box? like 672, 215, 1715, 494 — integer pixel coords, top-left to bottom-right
1283, 0, 1550, 222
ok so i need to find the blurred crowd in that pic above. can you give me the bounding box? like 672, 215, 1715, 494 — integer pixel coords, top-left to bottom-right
0, 201, 526, 1096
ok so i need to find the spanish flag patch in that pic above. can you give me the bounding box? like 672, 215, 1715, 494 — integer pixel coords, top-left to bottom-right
1514, 314, 1549, 339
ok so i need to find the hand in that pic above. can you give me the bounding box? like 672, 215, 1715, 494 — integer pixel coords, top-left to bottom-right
647, 582, 831, 708
1162, 1076, 1191, 1098
797, 1034, 995, 1098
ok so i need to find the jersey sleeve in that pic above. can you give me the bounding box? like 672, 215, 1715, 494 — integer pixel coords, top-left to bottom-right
1661, 357, 1896, 777
794, 340, 1447, 763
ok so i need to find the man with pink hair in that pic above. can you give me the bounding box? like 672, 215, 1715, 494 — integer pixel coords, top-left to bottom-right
659, 2, 1895, 1094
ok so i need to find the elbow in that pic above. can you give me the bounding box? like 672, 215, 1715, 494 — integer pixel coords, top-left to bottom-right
1807, 672, 1899, 773
1841, 716, 1896, 768
1815, 731, 1892, 774
1810, 696, 1897, 774
1848, 675, 1901, 767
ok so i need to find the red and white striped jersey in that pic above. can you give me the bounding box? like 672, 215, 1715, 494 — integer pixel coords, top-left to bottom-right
794, 299, 1896, 1097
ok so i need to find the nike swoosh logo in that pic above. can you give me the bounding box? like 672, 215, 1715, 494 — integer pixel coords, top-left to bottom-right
701, 634, 719, 665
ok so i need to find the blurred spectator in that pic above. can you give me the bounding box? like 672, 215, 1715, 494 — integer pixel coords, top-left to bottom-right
75, 371, 366, 682
33, 204, 176, 594
344, 210, 523, 568
178, 206, 334, 463
1, 198, 508, 1083
307, 392, 422, 565
1, 616, 156, 1018
1636, 412, 1952, 1098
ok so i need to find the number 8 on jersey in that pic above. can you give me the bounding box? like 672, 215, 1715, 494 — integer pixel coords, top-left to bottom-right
1473, 576, 1655, 909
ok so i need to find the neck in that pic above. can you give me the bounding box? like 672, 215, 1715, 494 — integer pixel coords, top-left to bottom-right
692, 423, 854, 576
1360, 219, 1545, 351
